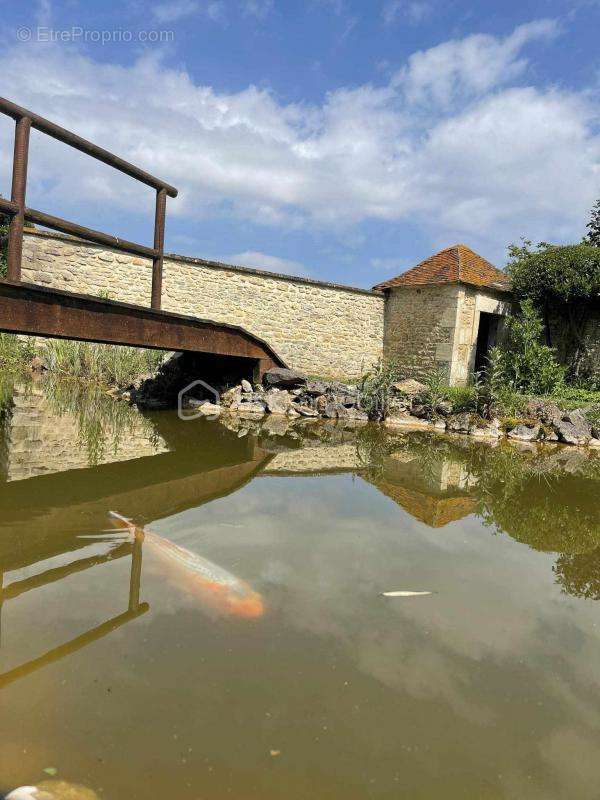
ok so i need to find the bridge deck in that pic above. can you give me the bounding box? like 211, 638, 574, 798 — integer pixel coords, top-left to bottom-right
0, 279, 286, 377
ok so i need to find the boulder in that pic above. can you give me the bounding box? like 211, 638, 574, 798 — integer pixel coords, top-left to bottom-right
392, 379, 427, 397
507, 423, 540, 442
554, 418, 591, 446
195, 402, 221, 416
292, 403, 319, 417
471, 418, 502, 439
446, 413, 474, 434
221, 386, 242, 407
384, 413, 432, 429
240, 379, 253, 393
305, 380, 329, 397
435, 400, 453, 416
263, 368, 307, 389
265, 388, 292, 415
236, 402, 266, 416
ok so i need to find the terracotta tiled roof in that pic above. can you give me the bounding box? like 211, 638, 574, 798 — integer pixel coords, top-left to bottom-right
373, 244, 511, 292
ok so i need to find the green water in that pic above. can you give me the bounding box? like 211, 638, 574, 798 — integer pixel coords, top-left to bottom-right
0, 378, 599, 799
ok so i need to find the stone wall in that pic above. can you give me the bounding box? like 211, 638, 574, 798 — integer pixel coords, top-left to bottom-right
548, 306, 600, 379
383, 284, 462, 382
22, 231, 385, 381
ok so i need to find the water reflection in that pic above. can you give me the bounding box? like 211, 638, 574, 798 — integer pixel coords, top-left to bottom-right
1, 378, 600, 798
0, 526, 147, 689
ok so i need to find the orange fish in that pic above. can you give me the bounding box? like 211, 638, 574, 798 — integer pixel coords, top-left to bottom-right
108, 511, 264, 619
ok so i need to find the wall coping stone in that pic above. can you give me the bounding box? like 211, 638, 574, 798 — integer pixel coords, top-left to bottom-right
24, 229, 385, 299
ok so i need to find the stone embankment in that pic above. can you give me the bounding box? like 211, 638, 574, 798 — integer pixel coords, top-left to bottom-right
129, 357, 600, 449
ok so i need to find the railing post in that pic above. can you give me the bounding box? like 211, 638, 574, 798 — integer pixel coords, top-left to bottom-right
7, 116, 31, 282
151, 187, 166, 310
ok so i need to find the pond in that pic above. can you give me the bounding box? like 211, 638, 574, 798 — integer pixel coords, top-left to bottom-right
1, 377, 600, 799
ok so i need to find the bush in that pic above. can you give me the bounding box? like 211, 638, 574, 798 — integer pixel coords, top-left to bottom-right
0, 333, 36, 367
357, 360, 402, 419
507, 240, 600, 378
487, 300, 565, 396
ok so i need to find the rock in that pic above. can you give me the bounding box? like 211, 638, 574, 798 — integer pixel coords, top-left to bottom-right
221, 386, 242, 407
554, 418, 591, 446
411, 403, 432, 419
589, 438, 600, 448
30, 355, 47, 372
236, 402, 266, 416
433, 419, 447, 431
385, 413, 432, 429
315, 395, 328, 414
336, 405, 368, 421
471, 418, 502, 438
263, 368, 307, 389
305, 380, 329, 396
265, 388, 292, 415
507, 423, 540, 442
292, 404, 319, 417
435, 400, 453, 416
195, 402, 221, 416
446, 413, 474, 434
392, 379, 427, 397
241, 379, 253, 393
524, 399, 562, 424
287, 408, 301, 418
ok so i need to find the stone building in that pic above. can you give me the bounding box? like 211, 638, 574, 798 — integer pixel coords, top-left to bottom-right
374, 244, 513, 385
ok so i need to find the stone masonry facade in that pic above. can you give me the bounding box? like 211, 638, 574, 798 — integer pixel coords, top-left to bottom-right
22, 231, 385, 381
383, 283, 511, 384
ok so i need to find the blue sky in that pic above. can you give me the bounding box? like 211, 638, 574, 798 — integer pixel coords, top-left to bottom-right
0, 0, 599, 287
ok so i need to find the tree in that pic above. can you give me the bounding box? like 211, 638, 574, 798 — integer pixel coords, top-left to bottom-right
507, 240, 600, 379
586, 199, 600, 247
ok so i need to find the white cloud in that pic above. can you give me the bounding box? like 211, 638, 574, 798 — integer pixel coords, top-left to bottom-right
397, 19, 560, 106
227, 250, 310, 276
382, 0, 431, 26
242, 0, 274, 20
0, 19, 598, 264
152, 0, 226, 23
152, 0, 200, 23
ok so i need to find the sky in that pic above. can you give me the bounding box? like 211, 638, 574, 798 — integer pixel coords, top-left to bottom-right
0, 0, 599, 288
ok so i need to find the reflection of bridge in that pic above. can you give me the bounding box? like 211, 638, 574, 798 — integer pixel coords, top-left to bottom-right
0, 97, 285, 379
0, 530, 148, 689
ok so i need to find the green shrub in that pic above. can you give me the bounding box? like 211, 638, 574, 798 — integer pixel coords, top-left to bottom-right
487, 300, 565, 396
357, 360, 402, 419
0, 333, 36, 367
444, 385, 478, 412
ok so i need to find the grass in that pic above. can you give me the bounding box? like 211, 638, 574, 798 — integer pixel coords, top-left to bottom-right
42, 339, 167, 387
0, 330, 166, 388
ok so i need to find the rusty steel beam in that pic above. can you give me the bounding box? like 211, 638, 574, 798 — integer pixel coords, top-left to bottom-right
151, 188, 167, 310
0, 96, 178, 198
24, 207, 158, 260
6, 116, 31, 281
0, 197, 19, 216
0, 281, 286, 370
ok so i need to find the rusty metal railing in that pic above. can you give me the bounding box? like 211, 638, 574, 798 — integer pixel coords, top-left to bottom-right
0, 96, 178, 310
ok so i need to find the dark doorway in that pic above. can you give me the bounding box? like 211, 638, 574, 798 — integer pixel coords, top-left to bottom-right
474, 312, 501, 375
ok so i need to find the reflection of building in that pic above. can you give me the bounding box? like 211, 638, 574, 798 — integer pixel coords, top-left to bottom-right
265, 443, 478, 528
2, 384, 167, 481
364, 452, 477, 528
